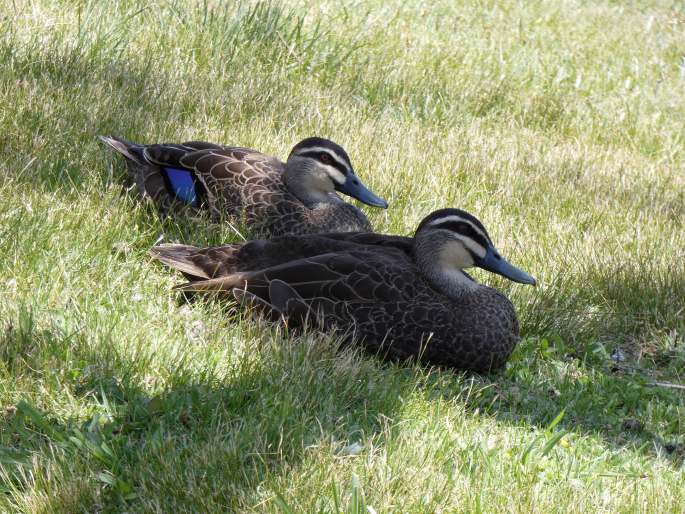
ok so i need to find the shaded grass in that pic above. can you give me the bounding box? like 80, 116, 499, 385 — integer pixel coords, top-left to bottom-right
1, 0, 685, 511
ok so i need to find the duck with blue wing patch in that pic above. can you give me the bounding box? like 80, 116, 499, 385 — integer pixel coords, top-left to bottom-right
151, 208, 536, 373
100, 136, 387, 236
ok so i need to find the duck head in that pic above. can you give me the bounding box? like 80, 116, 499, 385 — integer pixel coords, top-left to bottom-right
284, 137, 388, 209
414, 208, 536, 296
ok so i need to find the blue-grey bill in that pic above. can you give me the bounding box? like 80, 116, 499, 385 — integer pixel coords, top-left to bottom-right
337, 175, 388, 208
477, 246, 536, 285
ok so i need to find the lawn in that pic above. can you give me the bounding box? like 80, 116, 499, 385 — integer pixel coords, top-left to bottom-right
1, 0, 684, 512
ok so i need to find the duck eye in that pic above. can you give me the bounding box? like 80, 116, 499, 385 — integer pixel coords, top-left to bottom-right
319, 153, 331, 164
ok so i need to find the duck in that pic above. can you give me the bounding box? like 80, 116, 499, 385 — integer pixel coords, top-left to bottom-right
99, 136, 388, 236
150, 208, 536, 372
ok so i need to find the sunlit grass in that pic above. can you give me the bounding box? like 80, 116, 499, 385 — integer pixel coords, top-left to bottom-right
1, 0, 684, 511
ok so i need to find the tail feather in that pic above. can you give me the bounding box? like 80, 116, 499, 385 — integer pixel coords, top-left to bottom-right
150, 243, 243, 279
150, 243, 303, 323
150, 244, 212, 279
173, 273, 250, 292
233, 288, 284, 322
98, 135, 144, 164
152, 250, 317, 325
268, 280, 304, 313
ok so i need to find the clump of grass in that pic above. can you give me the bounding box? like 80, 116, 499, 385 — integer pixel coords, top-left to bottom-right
1, 0, 685, 511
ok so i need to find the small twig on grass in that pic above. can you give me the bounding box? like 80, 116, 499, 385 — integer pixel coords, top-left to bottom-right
646, 381, 685, 391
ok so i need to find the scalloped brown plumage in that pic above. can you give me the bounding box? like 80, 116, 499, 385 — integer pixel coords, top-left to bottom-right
100, 136, 379, 237
150, 222, 525, 373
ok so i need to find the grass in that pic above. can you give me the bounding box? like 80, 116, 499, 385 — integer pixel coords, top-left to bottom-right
1, 0, 684, 511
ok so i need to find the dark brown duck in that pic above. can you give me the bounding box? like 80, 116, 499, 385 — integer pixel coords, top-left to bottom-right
151, 208, 536, 372
100, 136, 387, 236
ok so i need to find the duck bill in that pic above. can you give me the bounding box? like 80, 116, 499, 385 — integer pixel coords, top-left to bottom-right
476, 246, 536, 285
336, 174, 388, 208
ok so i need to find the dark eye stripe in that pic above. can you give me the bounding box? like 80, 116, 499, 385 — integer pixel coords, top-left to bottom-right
432, 220, 490, 249
297, 150, 349, 175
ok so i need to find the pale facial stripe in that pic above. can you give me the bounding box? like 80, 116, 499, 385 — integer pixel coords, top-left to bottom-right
427, 215, 490, 244
321, 163, 347, 185
292, 146, 351, 173
451, 234, 487, 258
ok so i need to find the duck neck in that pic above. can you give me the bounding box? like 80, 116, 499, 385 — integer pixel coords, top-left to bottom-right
413, 233, 480, 298
284, 157, 338, 208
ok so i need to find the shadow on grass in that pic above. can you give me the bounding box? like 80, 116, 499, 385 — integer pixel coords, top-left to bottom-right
520, 257, 685, 365
0, 32, 166, 191
502, 257, 685, 461
2, 306, 685, 508
0, 309, 415, 511
476, 341, 684, 458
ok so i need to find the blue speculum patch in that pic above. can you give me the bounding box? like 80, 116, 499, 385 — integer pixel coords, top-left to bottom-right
164, 168, 197, 206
